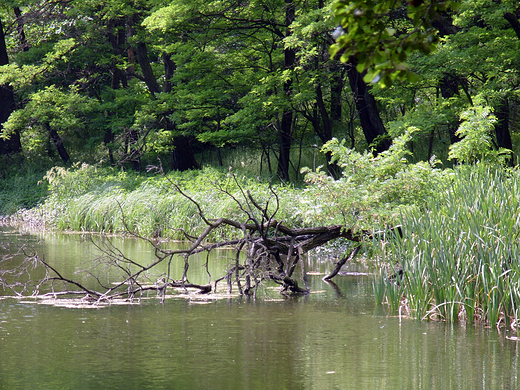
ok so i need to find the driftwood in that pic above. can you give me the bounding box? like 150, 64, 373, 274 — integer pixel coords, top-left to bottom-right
0, 173, 388, 304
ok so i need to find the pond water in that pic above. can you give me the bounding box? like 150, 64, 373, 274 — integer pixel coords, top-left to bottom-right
0, 227, 519, 389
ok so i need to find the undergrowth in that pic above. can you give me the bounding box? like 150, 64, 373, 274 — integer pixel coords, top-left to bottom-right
35, 164, 315, 240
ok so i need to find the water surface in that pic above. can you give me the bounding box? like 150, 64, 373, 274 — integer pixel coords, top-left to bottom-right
0, 228, 518, 389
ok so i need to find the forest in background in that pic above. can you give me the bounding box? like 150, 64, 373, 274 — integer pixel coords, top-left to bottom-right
0, 0, 519, 184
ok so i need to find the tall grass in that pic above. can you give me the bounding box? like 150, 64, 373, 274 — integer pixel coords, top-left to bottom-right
375, 165, 520, 328
0, 167, 49, 215
38, 164, 314, 240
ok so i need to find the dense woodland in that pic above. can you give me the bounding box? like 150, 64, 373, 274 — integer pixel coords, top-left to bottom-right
0, 0, 519, 181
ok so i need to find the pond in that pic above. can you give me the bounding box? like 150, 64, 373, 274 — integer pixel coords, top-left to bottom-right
0, 227, 519, 389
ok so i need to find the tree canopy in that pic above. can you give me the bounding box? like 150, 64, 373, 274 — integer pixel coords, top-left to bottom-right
0, 0, 519, 178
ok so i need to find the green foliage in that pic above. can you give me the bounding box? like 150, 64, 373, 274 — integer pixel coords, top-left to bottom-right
2, 85, 100, 162
302, 127, 446, 228
448, 105, 511, 164
0, 0, 519, 172
0, 38, 79, 89
37, 164, 311, 239
374, 165, 520, 327
330, 0, 459, 87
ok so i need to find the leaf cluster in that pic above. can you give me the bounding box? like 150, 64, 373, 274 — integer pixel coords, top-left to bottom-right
303, 126, 447, 228
448, 105, 511, 164
331, 0, 459, 87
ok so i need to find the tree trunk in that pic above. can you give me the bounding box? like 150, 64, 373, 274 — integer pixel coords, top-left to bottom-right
171, 135, 199, 171
136, 42, 161, 96
45, 123, 70, 163
0, 16, 22, 155
105, 19, 127, 163
495, 99, 513, 165
330, 68, 343, 122
14, 7, 29, 52
346, 59, 391, 154
134, 37, 198, 171
277, 0, 296, 182
504, 11, 520, 40
439, 74, 461, 145
107, 19, 128, 89
126, 21, 135, 78
315, 83, 341, 179
500, 10, 520, 165
160, 53, 198, 171
162, 53, 176, 93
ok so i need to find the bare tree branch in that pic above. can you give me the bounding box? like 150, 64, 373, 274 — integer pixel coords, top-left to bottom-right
2, 174, 394, 305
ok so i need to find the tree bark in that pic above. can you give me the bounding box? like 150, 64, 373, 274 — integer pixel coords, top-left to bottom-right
346, 59, 391, 154
0, 16, 22, 155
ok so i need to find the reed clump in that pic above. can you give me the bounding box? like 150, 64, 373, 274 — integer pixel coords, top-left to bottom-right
375, 165, 520, 328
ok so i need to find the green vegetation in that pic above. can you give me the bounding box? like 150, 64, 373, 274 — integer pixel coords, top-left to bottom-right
1, 0, 520, 327
374, 166, 520, 328
2, 92, 520, 327
2, 1, 520, 176
35, 164, 314, 240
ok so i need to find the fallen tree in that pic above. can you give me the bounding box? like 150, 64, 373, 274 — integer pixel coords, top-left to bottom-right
1, 174, 379, 303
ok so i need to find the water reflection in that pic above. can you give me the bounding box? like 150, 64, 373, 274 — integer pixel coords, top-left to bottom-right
0, 227, 519, 389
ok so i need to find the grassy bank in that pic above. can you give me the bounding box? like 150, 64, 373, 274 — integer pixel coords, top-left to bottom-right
23, 164, 341, 240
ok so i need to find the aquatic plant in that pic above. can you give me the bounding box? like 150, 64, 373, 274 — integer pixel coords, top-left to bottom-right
375, 165, 520, 328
